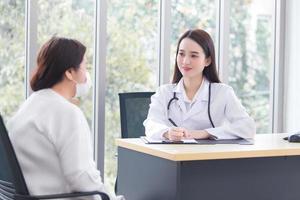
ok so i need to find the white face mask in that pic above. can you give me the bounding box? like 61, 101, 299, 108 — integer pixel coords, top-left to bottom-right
74, 72, 92, 98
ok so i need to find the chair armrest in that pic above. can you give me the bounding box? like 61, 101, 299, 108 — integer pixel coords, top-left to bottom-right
14, 191, 109, 200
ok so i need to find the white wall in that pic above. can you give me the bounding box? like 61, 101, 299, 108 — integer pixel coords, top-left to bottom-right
284, 0, 300, 132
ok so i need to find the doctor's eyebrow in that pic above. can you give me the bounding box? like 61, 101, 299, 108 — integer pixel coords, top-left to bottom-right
178, 49, 200, 54
179, 49, 200, 53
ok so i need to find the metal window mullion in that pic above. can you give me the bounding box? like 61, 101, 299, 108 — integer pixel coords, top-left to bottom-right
272, 0, 286, 133
158, 0, 171, 86
25, 0, 38, 98
216, 0, 230, 84
93, 0, 107, 178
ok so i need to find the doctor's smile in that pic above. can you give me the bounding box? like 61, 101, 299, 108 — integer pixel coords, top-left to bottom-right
143, 29, 256, 142
180, 67, 192, 72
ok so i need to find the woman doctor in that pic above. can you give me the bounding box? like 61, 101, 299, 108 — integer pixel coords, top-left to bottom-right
144, 29, 256, 141
8, 37, 124, 200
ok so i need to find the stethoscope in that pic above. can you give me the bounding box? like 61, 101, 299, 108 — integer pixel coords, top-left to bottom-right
167, 82, 215, 128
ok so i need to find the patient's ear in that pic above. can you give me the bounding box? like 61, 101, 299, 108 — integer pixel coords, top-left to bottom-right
65, 69, 73, 81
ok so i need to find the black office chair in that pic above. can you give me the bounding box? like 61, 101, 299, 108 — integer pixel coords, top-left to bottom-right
0, 114, 110, 200
118, 92, 154, 138
115, 92, 154, 194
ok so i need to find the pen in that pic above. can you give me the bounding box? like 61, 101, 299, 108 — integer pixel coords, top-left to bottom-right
168, 118, 178, 127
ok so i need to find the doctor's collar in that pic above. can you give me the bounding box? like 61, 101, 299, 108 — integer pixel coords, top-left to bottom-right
174, 78, 209, 102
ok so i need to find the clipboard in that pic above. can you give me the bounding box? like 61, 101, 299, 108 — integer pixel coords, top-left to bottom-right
140, 136, 198, 144
140, 136, 254, 145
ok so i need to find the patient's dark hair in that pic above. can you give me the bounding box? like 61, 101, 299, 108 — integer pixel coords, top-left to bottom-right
30, 37, 86, 91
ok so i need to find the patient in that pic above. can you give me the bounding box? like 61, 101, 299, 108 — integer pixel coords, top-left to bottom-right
7, 37, 125, 200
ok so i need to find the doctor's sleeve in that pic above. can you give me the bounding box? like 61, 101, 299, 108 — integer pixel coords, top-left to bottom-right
143, 87, 171, 140
205, 87, 256, 140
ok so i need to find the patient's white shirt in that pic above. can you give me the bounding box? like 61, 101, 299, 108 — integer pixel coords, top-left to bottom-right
7, 89, 124, 200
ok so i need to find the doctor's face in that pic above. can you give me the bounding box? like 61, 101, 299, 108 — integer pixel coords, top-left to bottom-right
176, 38, 211, 79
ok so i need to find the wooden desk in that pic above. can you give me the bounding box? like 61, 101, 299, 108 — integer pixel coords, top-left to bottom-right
116, 134, 300, 200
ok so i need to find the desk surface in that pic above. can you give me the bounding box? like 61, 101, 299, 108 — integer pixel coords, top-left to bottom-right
116, 133, 300, 161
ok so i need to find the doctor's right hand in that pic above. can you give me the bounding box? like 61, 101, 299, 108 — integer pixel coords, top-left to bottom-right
163, 127, 187, 141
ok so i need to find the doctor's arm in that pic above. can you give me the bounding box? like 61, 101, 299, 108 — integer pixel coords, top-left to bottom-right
183, 129, 211, 139
144, 86, 210, 141
143, 87, 178, 140
205, 87, 256, 140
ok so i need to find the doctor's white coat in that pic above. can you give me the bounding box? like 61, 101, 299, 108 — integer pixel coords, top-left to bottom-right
143, 78, 256, 140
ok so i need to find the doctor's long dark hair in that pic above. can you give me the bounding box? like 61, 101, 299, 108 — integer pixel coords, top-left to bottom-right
172, 29, 221, 84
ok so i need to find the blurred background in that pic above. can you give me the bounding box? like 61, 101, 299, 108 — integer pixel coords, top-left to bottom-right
1, 0, 299, 192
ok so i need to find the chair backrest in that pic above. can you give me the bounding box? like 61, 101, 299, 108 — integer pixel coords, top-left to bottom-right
0, 114, 29, 199
119, 92, 154, 138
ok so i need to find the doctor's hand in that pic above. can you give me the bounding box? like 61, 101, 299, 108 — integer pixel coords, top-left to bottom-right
163, 127, 187, 141
163, 128, 210, 141
188, 130, 210, 139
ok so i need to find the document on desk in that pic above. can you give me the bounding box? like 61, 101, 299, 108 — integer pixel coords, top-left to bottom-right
140, 136, 198, 144
141, 136, 254, 145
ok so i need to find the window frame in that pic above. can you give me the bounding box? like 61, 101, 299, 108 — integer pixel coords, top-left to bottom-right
23, 0, 285, 179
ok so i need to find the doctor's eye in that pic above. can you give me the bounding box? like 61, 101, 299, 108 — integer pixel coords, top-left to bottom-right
178, 52, 185, 57
191, 54, 199, 58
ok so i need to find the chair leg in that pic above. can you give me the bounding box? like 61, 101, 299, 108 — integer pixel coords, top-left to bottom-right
114, 176, 118, 194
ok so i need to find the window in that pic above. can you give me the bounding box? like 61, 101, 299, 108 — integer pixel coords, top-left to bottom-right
228, 0, 275, 133
0, 0, 25, 121
105, 0, 159, 190
37, 0, 95, 127
170, 0, 217, 81
0, 0, 282, 192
